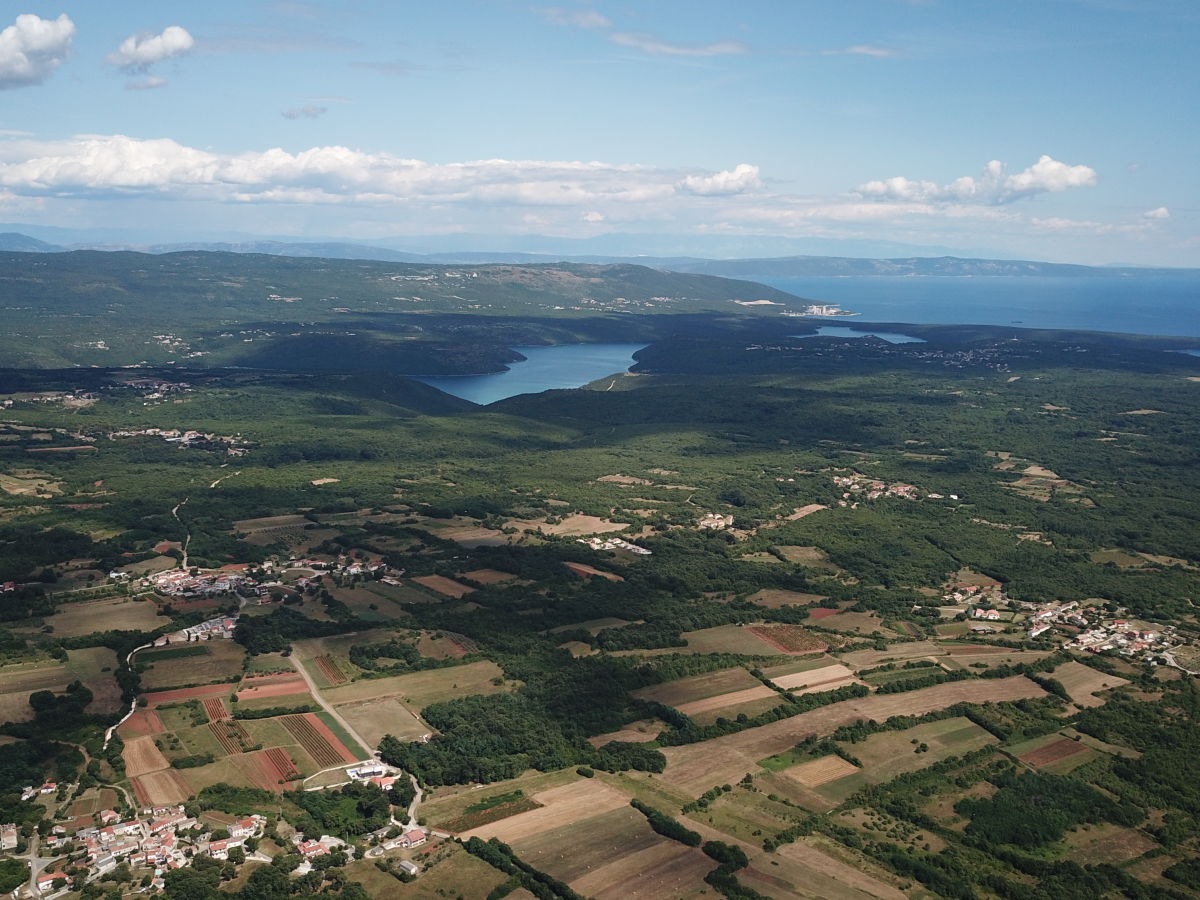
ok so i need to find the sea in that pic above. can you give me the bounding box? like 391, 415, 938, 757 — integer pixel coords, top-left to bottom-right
757, 274, 1200, 339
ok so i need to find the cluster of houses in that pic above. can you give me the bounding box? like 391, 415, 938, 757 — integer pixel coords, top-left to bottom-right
577, 536, 651, 555
23, 807, 268, 897
832, 474, 922, 502
148, 568, 252, 600
697, 513, 735, 530
1067, 618, 1174, 657
107, 427, 248, 456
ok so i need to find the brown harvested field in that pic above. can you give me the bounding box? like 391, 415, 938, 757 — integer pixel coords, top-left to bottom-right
313, 655, 348, 685
1051, 660, 1129, 707
745, 588, 829, 608
131, 769, 191, 807
280, 714, 357, 767
633, 666, 763, 707
1019, 737, 1092, 767
44, 596, 170, 637
785, 755, 860, 787
321, 660, 511, 709
660, 676, 1045, 793
675, 686, 778, 717
335, 697, 428, 747
770, 664, 861, 696
123, 736, 170, 777
808, 607, 840, 620
118, 709, 165, 738
202, 697, 227, 721
459, 778, 630, 842
747, 624, 831, 654
235, 677, 308, 701
143, 682, 233, 706
753, 837, 907, 900
571, 840, 715, 900
838, 640, 942, 670
588, 719, 665, 748
411, 574, 475, 598
512, 807, 663, 885
461, 568, 518, 584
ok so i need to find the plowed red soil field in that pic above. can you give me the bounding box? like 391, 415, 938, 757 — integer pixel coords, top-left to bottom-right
143, 683, 231, 705
1019, 738, 1091, 767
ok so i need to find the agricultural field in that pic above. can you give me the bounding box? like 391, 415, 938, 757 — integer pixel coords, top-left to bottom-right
410, 574, 475, 598
143, 682, 234, 706
744, 588, 829, 608
122, 735, 171, 778
130, 769, 191, 807
677, 623, 790, 655
138, 639, 245, 690
234, 671, 309, 701
279, 714, 358, 768
38, 595, 171, 636
838, 717, 997, 782
838, 640, 943, 670
335, 696, 429, 747
513, 804, 717, 900
745, 836, 908, 900
747, 624, 833, 653
344, 844, 506, 900
1050, 660, 1129, 707
1008, 732, 1100, 773
764, 662, 862, 696
0, 660, 75, 723
458, 778, 631, 842
633, 666, 765, 708
320, 659, 512, 709
660, 677, 1045, 793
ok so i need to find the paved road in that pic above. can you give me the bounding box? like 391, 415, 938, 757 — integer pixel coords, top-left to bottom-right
288, 656, 374, 760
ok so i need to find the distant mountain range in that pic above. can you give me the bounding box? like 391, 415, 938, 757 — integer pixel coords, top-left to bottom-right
0, 231, 1195, 278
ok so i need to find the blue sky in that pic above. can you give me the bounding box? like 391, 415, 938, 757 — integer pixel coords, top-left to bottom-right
0, 1, 1197, 263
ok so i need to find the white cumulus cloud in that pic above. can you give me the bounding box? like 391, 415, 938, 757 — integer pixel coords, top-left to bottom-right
858, 156, 1097, 205
679, 163, 761, 196
106, 25, 194, 72
1143, 206, 1170, 220
0, 13, 74, 89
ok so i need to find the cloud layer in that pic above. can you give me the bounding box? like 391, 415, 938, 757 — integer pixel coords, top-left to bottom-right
0, 13, 74, 90
0, 134, 762, 209
858, 156, 1098, 205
